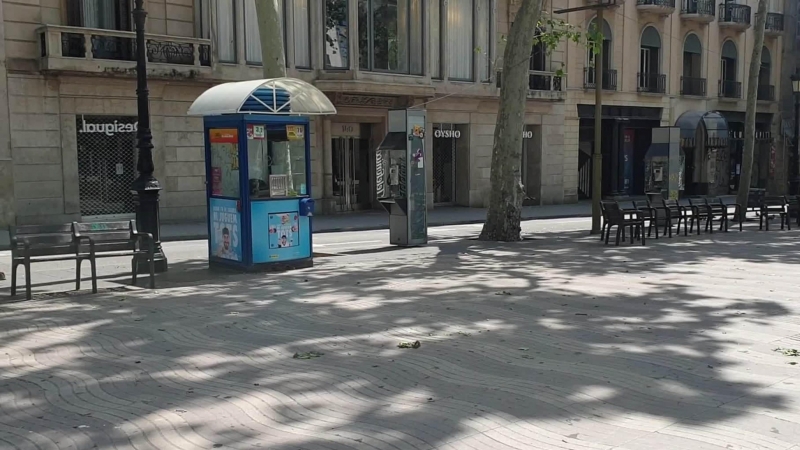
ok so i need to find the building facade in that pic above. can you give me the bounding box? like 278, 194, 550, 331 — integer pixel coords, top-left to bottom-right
0, 0, 788, 236
561, 0, 786, 199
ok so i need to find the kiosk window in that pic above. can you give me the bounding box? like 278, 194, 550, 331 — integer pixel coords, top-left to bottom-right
248, 127, 307, 198
209, 128, 241, 198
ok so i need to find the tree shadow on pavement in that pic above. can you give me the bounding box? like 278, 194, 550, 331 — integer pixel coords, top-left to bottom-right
1, 227, 800, 449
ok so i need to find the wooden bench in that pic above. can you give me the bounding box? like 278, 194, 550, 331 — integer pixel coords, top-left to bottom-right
603, 202, 646, 246
710, 197, 743, 232
10, 224, 93, 300
72, 220, 157, 290
760, 196, 790, 231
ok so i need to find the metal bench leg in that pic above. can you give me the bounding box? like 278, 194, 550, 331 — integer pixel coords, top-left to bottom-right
76, 258, 82, 291
131, 257, 138, 286
90, 256, 98, 294
25, 259, 32, 300
605, 225, 612, 245
11, 261, 18, 296
615, 226, 622, 246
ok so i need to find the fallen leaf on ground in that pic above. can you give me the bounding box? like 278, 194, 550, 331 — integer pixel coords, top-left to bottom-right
398, 341, 421, 349
293, 351, 324, 359
775, 348, 800, 357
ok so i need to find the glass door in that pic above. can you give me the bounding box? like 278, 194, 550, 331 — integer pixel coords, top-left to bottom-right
332, 137, 371, 212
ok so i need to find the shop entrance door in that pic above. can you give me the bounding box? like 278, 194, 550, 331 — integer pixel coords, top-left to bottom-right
433, 130, 456, 205
332, 137, 371, 212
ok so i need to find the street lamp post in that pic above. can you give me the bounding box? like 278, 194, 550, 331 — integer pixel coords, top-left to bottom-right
790, 72, 800, 196
131, 0, 168, 272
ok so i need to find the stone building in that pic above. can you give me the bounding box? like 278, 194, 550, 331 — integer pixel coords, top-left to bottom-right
560, 0, 786, 198
0, 0, 573, 238
0, 0, 788, 239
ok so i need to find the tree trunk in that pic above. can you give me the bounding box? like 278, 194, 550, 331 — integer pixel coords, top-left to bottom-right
479, 0, 542, 241
255, 0, 287, 78
735, 0, 768, 220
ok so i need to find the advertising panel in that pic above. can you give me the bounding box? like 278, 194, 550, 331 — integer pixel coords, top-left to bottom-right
209, 197, 242, 262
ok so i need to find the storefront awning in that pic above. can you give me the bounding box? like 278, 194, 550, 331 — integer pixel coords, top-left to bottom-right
187, 78, 337, 116
675, 110, 729, 148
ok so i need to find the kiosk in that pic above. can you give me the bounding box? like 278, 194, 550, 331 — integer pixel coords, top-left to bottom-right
375, 109, 428, 247
188, 78, 337, 271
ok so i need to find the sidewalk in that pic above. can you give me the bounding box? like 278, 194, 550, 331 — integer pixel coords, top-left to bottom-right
161, 201, 592, 241
2, 225, 800, 449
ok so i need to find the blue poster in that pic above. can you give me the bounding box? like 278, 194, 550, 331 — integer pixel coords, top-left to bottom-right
209, 198, 242, 262
268, 212, 299, 249
251, 200, 311, 263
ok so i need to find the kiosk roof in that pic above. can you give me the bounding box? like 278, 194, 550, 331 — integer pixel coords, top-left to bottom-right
187, 78, 337, 116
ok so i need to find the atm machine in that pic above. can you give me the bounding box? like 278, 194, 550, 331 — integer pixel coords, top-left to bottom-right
375, 109, 428, 247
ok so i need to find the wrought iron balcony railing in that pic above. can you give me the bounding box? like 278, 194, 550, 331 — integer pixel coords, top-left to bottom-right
719, 79, 742, 99
637, 72, 667, 94
496, 70, 565, 95
681, 0, 715, 17
765, 13, 784, 34
38, 25, 212, 76
718, 3, 751, 28
584, 68, 618, 91
680, 76, 707, 96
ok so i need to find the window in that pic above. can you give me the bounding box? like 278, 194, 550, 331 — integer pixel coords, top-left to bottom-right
217, 0, 237, 63
531, 28, 546, 71
247, 128, 308, 198
291, 0, 312, 68
475, 0, 492, 82
430, 0, 442, 78
357, 0, 424, 75
66, 0, 132, 31
196, 0, 211, 39
324, 0, 350, 69
243, 0, 286, 66
447, 0, 473, 80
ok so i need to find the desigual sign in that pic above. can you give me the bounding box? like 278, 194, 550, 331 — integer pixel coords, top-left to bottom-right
78, 116, 138, 136
434, 129, 461, 139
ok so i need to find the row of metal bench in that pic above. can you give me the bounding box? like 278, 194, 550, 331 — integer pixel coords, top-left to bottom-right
601, 195, 799, 246
8, 220, 157, 300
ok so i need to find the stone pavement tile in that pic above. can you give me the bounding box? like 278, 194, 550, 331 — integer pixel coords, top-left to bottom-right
612, 430, 766, 450
719, 377, 800, 425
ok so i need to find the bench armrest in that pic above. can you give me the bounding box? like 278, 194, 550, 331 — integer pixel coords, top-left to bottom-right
73, 235, 95, 255
131, 231, 155, 254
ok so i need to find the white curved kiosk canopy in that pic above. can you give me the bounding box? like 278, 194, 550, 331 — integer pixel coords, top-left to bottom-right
188, 78, 337, 116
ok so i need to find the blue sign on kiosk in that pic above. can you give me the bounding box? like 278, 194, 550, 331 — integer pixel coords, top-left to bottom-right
188, 78, 337, 271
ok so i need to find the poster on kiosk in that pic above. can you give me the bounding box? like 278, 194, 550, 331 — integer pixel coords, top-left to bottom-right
188, 78, 337, 271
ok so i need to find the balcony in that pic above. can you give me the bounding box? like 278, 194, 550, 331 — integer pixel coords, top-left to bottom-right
637, 0, 676, 15
765, 13, 784, 36
718, 3, 751, 31
719, 79, 742, 99
38, 25, 212, 78
637, 72, 667, 94
680, 76, 707, 96
680, 0, 715, 23
757, 84, 775, 101
496, 70, 566, 100
584, 68, 618, 91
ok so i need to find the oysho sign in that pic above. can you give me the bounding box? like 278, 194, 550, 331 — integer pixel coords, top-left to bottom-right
78, 116, 138, 136
434, 129, 461, 139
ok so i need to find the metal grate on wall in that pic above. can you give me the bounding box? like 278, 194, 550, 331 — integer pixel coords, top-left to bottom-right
76, 115, 139, 217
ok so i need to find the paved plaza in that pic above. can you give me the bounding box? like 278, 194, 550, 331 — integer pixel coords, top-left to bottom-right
2, 220, 800, 449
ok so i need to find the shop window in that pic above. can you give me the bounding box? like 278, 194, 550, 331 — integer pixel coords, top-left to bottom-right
247, 126, 308, 198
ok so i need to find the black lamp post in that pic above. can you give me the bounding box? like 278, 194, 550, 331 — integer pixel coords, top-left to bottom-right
790, 71, 800, 196
131, 0, 167, 272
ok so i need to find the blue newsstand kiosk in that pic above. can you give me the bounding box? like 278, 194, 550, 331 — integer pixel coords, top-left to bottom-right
188, 78, 337, 271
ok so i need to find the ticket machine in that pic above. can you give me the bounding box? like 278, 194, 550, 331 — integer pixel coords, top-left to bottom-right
188, 78, 337, 271
375, 109, 427, 246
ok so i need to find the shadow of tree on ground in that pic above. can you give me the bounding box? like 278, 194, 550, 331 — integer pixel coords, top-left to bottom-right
2, 227, 800, 449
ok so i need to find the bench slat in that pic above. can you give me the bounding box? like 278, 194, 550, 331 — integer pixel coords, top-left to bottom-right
73, 221, 131, 233
11, 224, 73, 236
